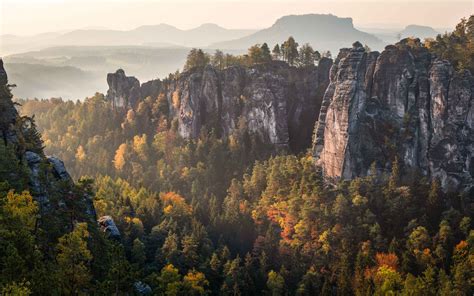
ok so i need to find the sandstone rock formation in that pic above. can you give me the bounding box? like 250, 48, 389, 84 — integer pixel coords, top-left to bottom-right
312, 40, 473, 193
166, 60, 332, 150
107, 60, 332, 151
104, 41, 472, 192
106, 69, 163, 110
106, 69, 142, 109
0, 59, 96, 217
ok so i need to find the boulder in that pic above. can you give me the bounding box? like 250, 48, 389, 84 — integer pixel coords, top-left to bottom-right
98, 215, 121, 239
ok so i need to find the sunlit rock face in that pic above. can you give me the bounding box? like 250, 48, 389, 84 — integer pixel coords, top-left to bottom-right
106, 69, 141, 109
312, 40, 473, 193
107, 69, 163, 111
163, 60, 332, 151
105, 60, 332, 152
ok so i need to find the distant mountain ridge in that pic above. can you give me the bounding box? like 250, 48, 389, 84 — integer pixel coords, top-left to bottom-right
0, 24, 257, 55
1, 14, 453, 100
362, 24, 440, 44
212, 14, 384, 53
400, 24, 439, 39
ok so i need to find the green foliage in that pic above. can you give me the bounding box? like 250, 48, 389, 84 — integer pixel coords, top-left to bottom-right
0, 191, 40, 290
97, 241, 134, 294
56, 222, 93, 295
211, 49, 225, 70
281, 36, 299, 66
425, 15, 474, 73
267, 270, 285, 296
189, 36, 318, 71
4, 17, 473, 294
298, 43, 319, 67
68, 150, 470, 295
184, 49, 211, 71
1, 281, 32, 296
247, 43, 272, 64
148, 264, 210, 295
272, 44, 281, 60
0, 144, 29, 190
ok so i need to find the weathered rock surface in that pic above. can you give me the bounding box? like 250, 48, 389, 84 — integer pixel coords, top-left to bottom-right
106, 69, 142, 109
312, 40, 473, 192
180, 61, 332, 149
104, 42, 472, 192
108, 60, 332, 151
134, 281, 152, 295
98, 215, 121, 239
140, 78, 162, 99
0, 59, 96, 218
106, 69, 163, 109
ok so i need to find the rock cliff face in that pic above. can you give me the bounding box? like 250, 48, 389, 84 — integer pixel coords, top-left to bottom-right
106, 69, 142, 109
312, 40, 473, 192
106, 69, 162, 110
167, 60, 332, 150
0, 59, 96, 218
105, 42, 472, 192
107, 60, 332, 151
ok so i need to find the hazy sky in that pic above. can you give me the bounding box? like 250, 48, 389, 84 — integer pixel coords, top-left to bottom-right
1, 0, 472, 35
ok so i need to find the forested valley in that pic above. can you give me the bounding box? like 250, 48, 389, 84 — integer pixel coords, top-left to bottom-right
0, 16, 473, 295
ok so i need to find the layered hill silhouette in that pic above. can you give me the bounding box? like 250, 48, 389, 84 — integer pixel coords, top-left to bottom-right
400, 24, 439, 39
212, 14, 384, 53
0, 24, 256, 55
56, 23, 256, 47
2, 14, 449, 99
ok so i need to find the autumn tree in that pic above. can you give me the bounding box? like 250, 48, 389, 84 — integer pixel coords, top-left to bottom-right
182, 269, 209, 296
248, 43, 272, 64
267, 270, 285, 296
184, 49, 210, 71
156, 264, 182, 295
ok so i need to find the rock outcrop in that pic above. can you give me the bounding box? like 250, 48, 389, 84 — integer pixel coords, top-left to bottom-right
165, 60, 332, 150
312, 40, 473, 192
0, 59, 96, 218
105, 60, 331, 151
106, 69, 162, 110
98, 215, 121, 239
104, 41, 472, 192
106, 69, 142, 109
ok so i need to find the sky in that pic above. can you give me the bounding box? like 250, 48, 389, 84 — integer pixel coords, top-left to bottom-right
1, 0, 472, 35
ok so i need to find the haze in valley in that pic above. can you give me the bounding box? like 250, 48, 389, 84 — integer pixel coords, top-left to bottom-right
1, 0, 471, 99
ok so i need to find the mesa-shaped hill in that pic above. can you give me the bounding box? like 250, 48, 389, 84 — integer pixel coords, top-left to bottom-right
212, 14, 384, 53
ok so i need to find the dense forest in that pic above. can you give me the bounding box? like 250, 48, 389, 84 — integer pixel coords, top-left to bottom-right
1, 16, 473, 295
